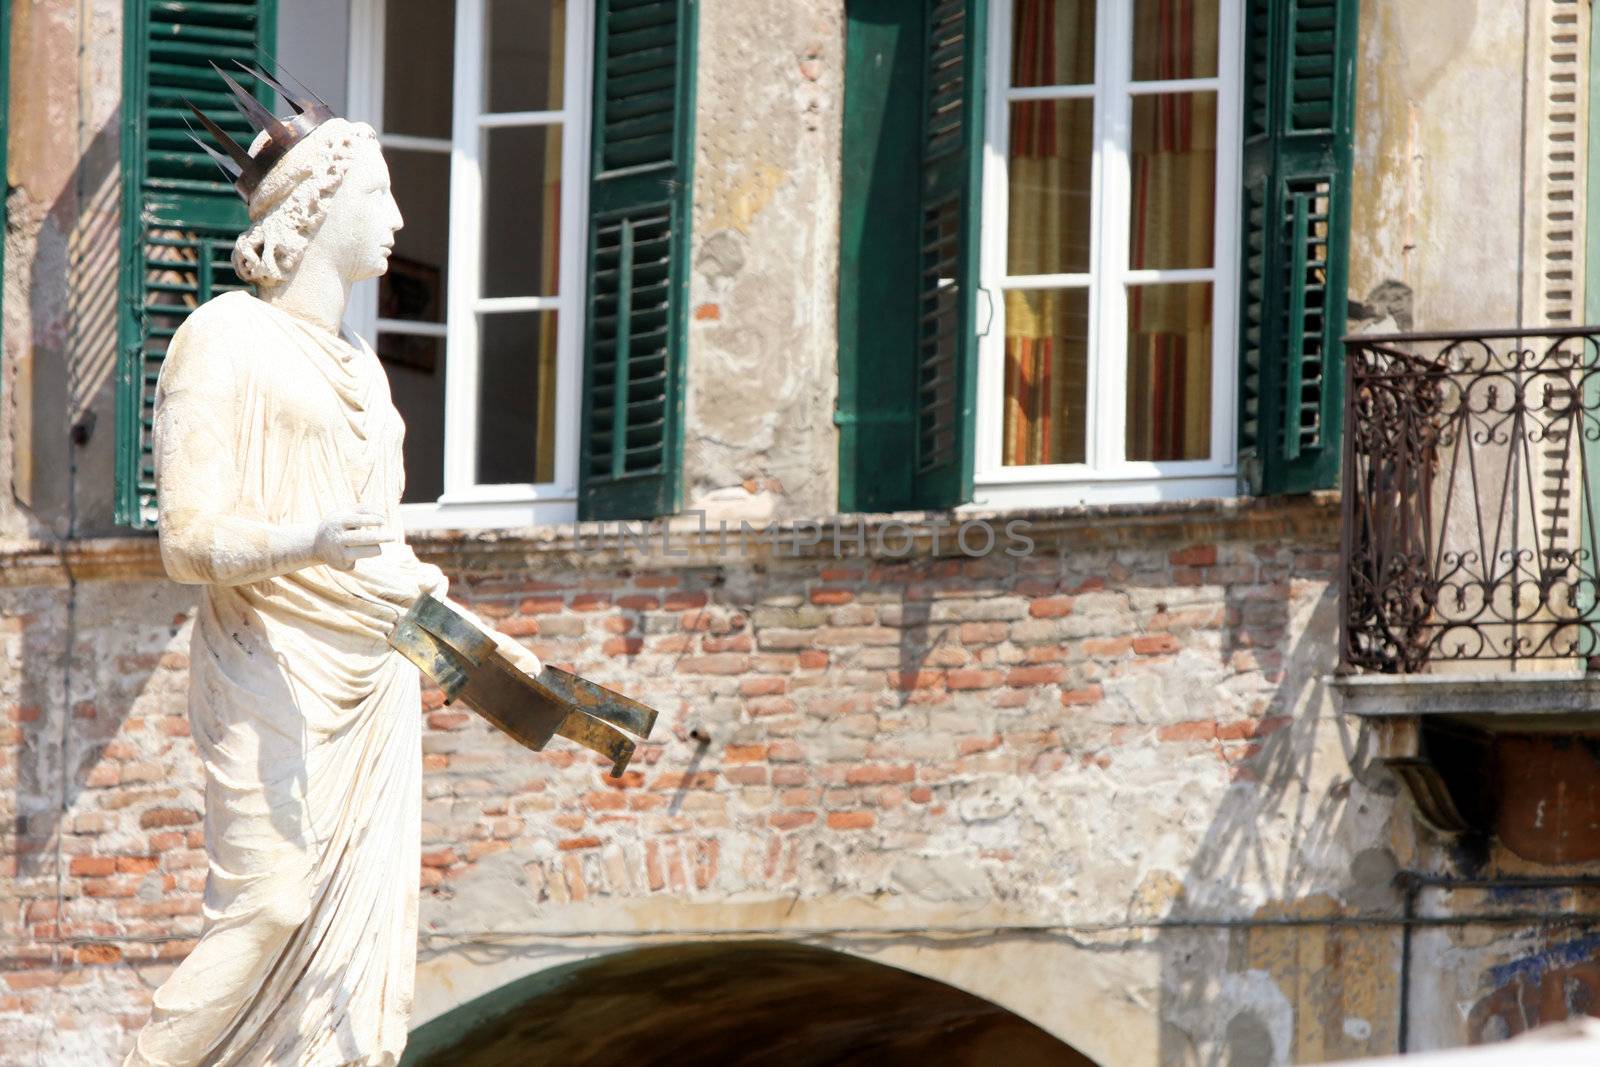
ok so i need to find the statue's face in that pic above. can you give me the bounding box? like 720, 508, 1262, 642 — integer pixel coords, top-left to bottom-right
318, 139, 404, 284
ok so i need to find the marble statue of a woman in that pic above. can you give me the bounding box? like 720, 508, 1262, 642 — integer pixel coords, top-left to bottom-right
123, 105, 540, 1066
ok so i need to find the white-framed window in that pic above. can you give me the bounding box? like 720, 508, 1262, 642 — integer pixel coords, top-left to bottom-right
345, 0, 592, 528
972, 0, 1242, 509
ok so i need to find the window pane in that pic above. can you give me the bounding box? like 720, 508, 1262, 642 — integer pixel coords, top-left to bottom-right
476, 311, 558, 484
1003, 288, 1089, 466
1132, 0, 1219, 81
481, 126, 563, 298
1011, 0, 1095, 88
487, 0, 566, 112
1129, 92, 1216, 269
382, 334, 446, 503
380, 149, 449, 324
383, 1, 455, 139
1126, 282, 1212, 461
1007, 99, 1093, 276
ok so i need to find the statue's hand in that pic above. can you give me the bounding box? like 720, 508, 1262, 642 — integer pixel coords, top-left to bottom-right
492, 630, 544, 680
313, 508, 391, 569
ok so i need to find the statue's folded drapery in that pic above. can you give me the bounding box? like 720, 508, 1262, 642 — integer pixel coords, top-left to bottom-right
127, 290, 434, 1067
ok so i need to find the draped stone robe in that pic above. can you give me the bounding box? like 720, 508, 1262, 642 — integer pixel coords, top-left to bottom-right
127, 290, 434, 1067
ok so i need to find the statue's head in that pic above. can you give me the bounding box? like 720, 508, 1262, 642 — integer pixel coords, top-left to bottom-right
232, 118, 403, 288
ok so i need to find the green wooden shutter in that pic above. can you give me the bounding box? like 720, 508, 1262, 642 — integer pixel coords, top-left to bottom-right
838, 0, 985, 513
579, 0, 698, 521
1237, 0, 1357, 496
115, 0, 277, 528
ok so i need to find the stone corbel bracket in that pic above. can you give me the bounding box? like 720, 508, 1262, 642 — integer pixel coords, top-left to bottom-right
1333, 672, 1600, 842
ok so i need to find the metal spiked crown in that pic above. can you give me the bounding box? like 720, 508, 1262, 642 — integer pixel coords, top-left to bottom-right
184, 60, 337, 200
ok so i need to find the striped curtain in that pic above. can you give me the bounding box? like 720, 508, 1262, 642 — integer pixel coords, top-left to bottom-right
1004, 0, 1095, 466
1126, 0, 1217, 461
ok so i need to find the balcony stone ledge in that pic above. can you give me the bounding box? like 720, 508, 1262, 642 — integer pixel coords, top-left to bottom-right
1333, 671, 1600, 730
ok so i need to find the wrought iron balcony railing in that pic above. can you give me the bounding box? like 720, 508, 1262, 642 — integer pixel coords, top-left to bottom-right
1341, 326, 1600, 671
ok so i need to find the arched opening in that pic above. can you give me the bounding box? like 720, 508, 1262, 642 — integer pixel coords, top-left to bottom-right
402, 940, 1097, 1066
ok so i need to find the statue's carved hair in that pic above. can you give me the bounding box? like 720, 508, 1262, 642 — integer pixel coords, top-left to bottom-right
232, 117, 379, 286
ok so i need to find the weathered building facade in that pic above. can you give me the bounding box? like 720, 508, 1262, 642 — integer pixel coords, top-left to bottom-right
4, 0, 1600, 1064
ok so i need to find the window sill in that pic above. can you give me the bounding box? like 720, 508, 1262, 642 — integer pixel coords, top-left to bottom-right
970, 468, 1241, 509
401, 495, 578, 532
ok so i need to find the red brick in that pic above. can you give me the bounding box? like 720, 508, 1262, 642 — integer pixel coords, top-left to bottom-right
139, 808, 201, 830
798, 650, 829, 670
1029, 597, 1073, 618
84, 764, 121, 789
558, 835, 603, 851
115, 856, 159, 875
769, 811, 817, 831
809, 588, 854, 605
69, 856, 116, 877
678, 654, 750, 675
889, 670, 943, 690
946, 669, 1004, 690
1060, 685, 1104, 706
570, 594, 611, 612
1215, 716, 1292, 741
651, 771, 718, 791
846, 764, 914, 785
767, 740, 805, 762
959, 622, 1009, 644
584, 791, 627, 811
467, 840, 510, 861
740, 677, 787, 697
634, 574, 680, 588
664, 591, 709, 610
76, 945, 122, 965
702, 635, 754, 653
148, 832, 184, 852
603, 637, 644, 656
1170, 544, 1218, 567
1133, 634, 1182, 656
1158, 720, 1218, 742
496, 617, 540, 636
724, 744, 768, 764
601, 616, 634, 634
1006, 665, 1067, 686
725, 766, 768, 785
519, 596, 565, 614
827, 811, 875, 831
617, 595, 660, 611
421, 849, 456, 868
1081, 637, 1132, 658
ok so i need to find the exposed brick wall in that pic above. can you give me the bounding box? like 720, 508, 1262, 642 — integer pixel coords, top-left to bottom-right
0, 499, 1375, 1061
